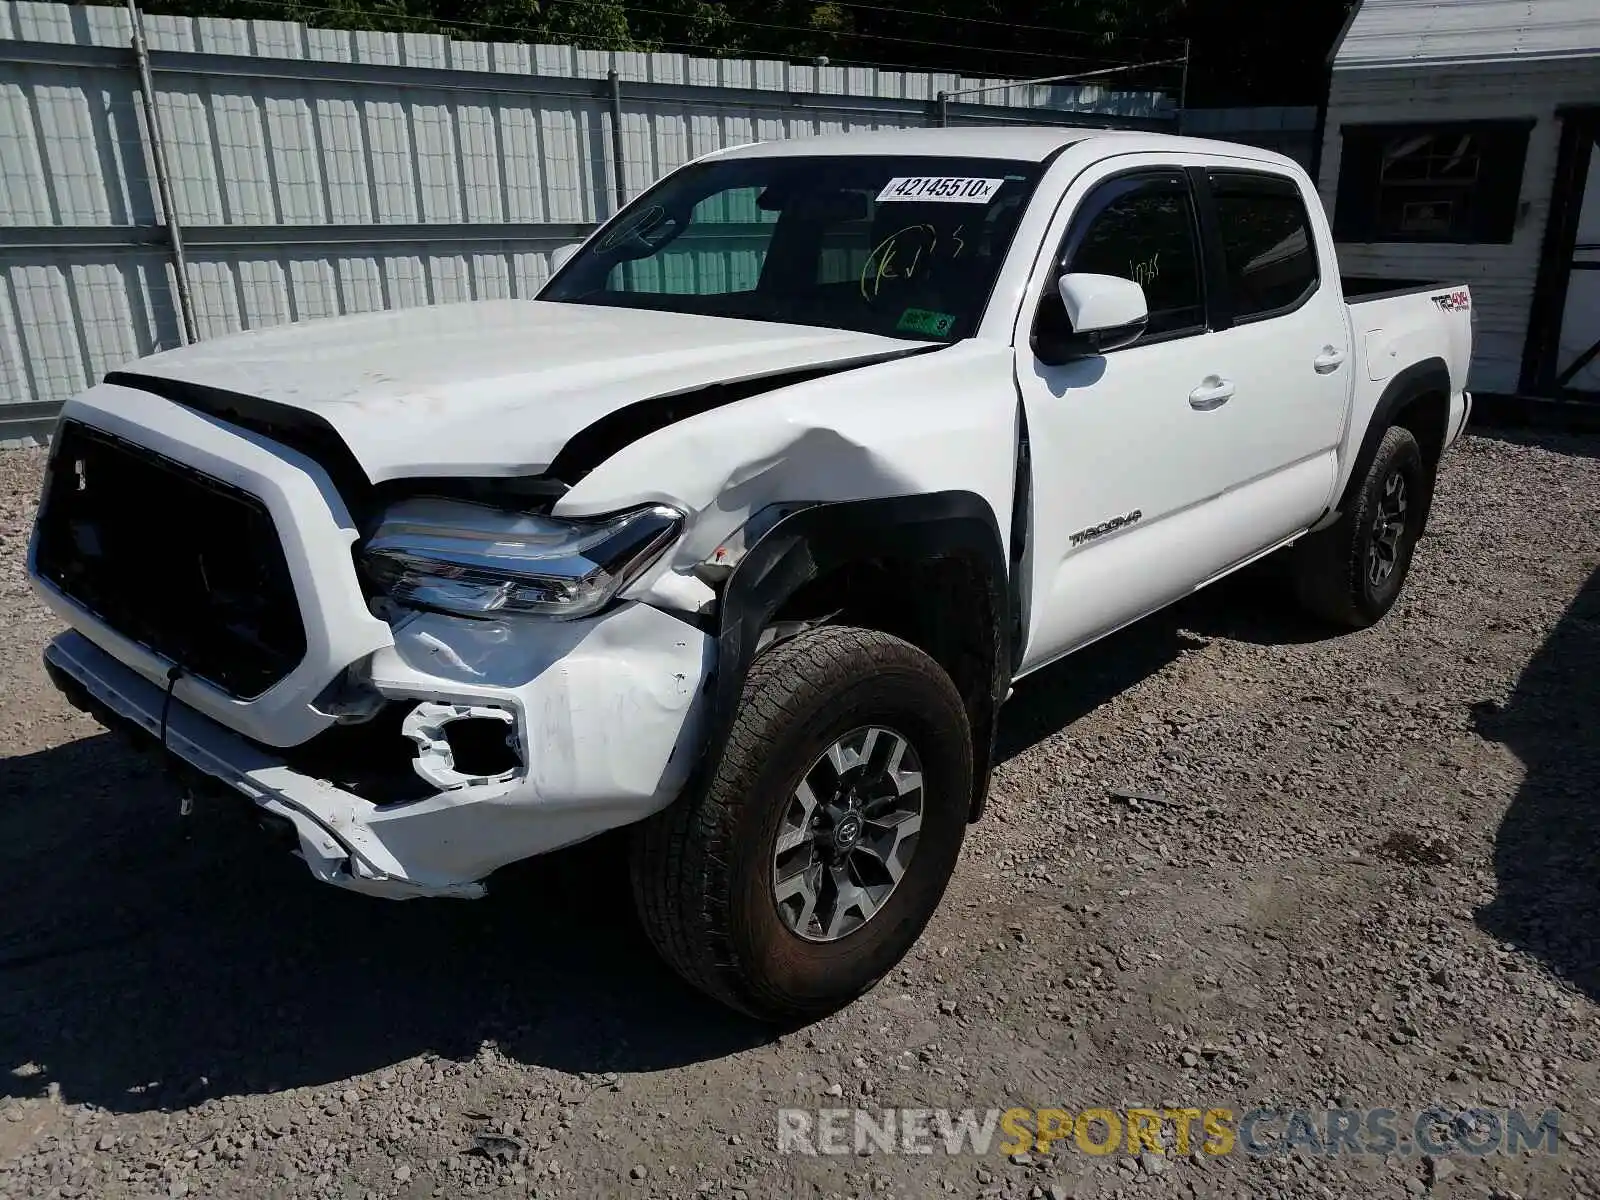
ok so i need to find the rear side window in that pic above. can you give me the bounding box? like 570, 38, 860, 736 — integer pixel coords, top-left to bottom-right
1208, 171, 1320, 321
1060, 172, 1205, 340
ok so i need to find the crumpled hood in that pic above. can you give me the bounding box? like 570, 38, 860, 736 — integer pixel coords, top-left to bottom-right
114, 300, 914, 482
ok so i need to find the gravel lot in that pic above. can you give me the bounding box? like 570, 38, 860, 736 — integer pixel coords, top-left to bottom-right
1, 430, 1597, 1200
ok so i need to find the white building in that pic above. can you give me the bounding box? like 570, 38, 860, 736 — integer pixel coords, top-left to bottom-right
1318, 0, 1600, 402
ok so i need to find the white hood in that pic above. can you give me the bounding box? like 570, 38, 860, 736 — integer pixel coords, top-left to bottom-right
116, 300, 912, 482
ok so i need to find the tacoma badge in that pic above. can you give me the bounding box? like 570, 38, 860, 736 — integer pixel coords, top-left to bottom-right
1069, 509, 1143, 546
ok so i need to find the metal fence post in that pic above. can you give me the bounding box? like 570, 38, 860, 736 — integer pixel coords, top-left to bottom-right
1179, 38, 1191, 116
937, 91, 948, 127
608, 68, 627, 215
126, 0, 197, 344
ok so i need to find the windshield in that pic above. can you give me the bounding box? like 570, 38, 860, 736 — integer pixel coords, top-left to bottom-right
540, 155, 1044, 341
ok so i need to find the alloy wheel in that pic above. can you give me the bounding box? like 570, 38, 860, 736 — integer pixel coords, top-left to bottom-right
772, 726, 925, 943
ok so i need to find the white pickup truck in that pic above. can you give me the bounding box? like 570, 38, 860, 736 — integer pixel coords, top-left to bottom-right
29, 128, 1472, 1021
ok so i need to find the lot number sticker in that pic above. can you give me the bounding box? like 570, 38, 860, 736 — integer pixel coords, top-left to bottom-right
877, 176, 1003, 203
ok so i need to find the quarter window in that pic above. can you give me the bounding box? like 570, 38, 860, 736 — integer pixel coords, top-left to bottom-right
1057, 173, 1206, 340
1209, 171, 1320, 321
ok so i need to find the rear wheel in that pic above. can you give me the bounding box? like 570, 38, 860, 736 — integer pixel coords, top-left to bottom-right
630, 625, 972, 1022
1292, 424, 1428, 628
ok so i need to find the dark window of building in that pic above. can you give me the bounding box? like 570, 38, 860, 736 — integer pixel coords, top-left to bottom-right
1333, 121, 1532, 244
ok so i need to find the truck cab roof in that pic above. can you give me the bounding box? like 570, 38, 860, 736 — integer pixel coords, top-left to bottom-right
708, 126, 1307, 174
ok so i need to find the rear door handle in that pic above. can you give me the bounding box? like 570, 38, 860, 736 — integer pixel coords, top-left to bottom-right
1314, 347, 1347, 374
1188, 377, 1235, 410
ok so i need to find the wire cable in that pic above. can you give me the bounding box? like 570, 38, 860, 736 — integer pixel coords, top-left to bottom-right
520, 0, 1156, 66
774, 0, 1185, 47
254, 0, 1183, 74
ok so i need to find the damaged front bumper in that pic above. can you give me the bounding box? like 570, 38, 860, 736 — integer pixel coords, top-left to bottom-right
43, 601, 713, 899
30, 384, 715, 899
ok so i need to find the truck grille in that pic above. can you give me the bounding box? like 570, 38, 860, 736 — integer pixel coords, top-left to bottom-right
33, 421, 307, 699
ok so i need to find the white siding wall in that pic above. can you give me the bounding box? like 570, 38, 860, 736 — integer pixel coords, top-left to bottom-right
1318, 58, 1600, 393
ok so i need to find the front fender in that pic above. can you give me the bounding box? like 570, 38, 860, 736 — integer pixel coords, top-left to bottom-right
707, 493, 1012, 819
549, 341, 1020, 577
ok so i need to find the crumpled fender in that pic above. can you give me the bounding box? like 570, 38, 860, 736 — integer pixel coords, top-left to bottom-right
552, 339, 1023, 820
550, 339, 1022, 596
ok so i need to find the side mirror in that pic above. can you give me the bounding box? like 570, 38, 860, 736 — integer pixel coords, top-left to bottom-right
1033, 272, 1150, 365
550, 242, 581, 273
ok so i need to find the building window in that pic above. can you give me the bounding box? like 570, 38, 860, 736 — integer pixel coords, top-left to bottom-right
1333, 121, 1533, 244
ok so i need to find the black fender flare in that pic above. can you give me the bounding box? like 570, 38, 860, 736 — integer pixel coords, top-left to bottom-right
706, 491, 1011, 820
1335, 356, 1452, 517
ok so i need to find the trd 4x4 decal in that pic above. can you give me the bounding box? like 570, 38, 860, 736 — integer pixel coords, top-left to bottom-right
1431, 290, 1470, 313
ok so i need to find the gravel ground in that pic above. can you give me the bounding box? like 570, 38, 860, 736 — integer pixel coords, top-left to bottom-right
0, 430, 1597, 1200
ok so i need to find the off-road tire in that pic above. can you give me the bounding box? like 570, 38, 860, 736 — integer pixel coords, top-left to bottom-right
1292, 424, 1428, 629
630, 625, 972, 1023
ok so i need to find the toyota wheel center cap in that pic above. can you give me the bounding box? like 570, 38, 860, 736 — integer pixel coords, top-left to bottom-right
834, 812, 863, 849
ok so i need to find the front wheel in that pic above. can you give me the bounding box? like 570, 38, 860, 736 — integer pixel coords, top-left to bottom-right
1291, 424, 1429, 629
630, 625, 973, 1022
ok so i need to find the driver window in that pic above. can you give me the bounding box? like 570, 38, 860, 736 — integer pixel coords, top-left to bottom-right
1048, 172, 1206, 343
607, 186, 779, 295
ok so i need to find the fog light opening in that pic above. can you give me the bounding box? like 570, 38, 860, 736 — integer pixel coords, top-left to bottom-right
442, 717, 521, 779
401, 701, 522, 790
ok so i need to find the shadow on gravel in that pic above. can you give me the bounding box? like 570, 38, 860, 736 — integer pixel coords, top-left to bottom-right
1470, 424, 1600, 460
0, 737, 769, 1113
996, 559, 1331, 762
996, 613, 1194, 762
0, 555, 1359, 1113
1476, 563, 1600, 1001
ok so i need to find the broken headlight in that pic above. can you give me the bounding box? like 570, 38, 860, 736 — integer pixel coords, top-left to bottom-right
361, 498, 683, 620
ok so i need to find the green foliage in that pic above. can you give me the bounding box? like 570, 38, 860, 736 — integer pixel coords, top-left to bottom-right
134, 0, 1354, 105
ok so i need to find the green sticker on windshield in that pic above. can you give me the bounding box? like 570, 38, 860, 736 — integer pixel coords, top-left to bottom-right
897, 307, 956, 337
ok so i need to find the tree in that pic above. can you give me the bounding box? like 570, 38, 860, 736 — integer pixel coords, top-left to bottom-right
135, 0, 1354, 106
1175, 0, 1353, 106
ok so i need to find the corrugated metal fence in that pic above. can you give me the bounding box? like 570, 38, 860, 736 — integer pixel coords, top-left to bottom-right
0, 1, 1179, 440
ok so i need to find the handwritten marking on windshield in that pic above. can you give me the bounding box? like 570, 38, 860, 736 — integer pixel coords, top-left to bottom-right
597, 204, 667, 251
858, 222, 971, 300
861, 224, 937, 301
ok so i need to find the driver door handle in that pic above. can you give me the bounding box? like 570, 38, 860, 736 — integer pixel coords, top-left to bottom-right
1314, 346, 1347, 374
1189, 376, 1235, 410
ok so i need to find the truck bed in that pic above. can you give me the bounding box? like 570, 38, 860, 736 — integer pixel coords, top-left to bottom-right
1341, 275, 1455, 305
